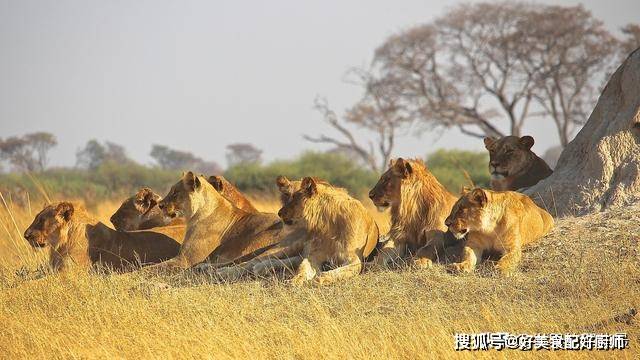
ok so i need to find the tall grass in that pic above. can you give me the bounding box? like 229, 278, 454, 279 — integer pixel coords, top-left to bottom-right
0, 192, 638, 359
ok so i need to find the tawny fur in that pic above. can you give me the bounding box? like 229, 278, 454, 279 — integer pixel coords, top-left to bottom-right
446, 188, 554, 275
277, 177, 379, 285
369, 158, 459, 267
484, 136, 553, 191
149, 172, 299, 270
23, 202, 181, 272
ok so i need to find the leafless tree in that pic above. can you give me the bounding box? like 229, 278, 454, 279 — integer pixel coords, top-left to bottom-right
226, 143, 263, 166
364, 2, 630, 148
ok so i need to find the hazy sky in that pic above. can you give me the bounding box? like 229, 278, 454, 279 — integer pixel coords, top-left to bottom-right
1, 0, 638, 168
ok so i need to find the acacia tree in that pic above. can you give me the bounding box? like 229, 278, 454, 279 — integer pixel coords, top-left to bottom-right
0, 132, 57, 172
150, 144, 222, 175
76, 140, 131, 170
226, 143, 263, 166
364, 2, 629, 148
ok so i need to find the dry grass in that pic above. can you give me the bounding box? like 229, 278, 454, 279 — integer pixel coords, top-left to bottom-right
0, 194, 638, 359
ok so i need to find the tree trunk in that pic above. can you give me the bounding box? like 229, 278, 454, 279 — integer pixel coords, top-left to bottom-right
525, 48, 640, 217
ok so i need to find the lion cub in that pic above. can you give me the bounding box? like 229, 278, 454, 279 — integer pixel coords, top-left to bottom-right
24, 202, 181, 272
277, 177, 379, 285
445, 188, 554, 275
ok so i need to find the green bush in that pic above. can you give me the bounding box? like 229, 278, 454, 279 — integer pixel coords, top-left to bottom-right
426, 149, 490, 193
224, 151, 378, 196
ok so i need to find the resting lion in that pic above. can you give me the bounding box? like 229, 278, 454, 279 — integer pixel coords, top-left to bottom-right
484, 135, 553, 191
150, 172, 298, 270
110, 176, 255, 232
369, 158, 460, 267
277, 177, 379, 285
23, 202, 181, 272
445, 188, 554, 275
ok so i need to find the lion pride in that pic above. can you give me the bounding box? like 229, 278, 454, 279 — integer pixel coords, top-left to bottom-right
445, 188, 554, 274
369, 158, 460, 267
277, 177, 379, 284
23, 202, 181, 272
110, 175, 255, 232
484, 135, 553, 191
150, 172, 299, 270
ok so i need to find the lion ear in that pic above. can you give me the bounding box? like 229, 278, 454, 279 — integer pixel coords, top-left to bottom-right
461, 186, 471, 195
135, 188, 157, 211
519, 136, 534, 150
276, 176, 291, 192
301, 177, 317, 196
183, 171, 201, 191
208, 176, 224, 192
394, 158, 412, 178
470, 188, 487, 206
55, 202, 75, 222
483, 137, 496, 150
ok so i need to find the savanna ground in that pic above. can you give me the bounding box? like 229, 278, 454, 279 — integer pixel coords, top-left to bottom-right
0, 193, 638, 359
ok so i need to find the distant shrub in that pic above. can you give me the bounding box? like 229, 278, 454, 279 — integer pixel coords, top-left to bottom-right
426, 149, 490, 193
224, 151, 378, 196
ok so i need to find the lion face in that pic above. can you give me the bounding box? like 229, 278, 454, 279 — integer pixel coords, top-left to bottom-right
484, 136, 536, 180
369, 158, 411, 211
24, 202, 75, 248
445, 189, 488, 240
158, 172, 202, 219
110, 188, 161, 231
277, 177, 316, 225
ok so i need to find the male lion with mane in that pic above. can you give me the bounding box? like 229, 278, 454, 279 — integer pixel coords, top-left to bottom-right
277, 177, 379, 285
24, 202, 181, 272
445, 188, 554, 275
484, 135, 553, 191
369, 158, 461, 267
150, 172, 298, 270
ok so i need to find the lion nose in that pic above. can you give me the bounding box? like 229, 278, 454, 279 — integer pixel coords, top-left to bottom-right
24, 229, 32, 239
277, 209, 284, 218
368, 191, 375, 199
158, 202, 165, 210
444, 218, 452, 227
490, 161, 499, 168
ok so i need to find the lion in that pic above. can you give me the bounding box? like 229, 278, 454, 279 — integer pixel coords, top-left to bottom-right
276, 177, 379, 285
23, 202, 181, 272
368, 158, 460, 267
484, 135, 553, 191
150, 172, 299, 270
445, 188, 554, 275
204, 176, 333, 280
110, 176, 255, 232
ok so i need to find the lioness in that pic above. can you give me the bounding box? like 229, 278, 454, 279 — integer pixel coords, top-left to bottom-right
206, 176, 331, 280
277, 177, 379, 285
151, 172, 295, 269
369, 158, 459, 267
445, 188, 554, 275
24, 202, 181, 272
110, 176, 255, 231
484, 136, 553, 191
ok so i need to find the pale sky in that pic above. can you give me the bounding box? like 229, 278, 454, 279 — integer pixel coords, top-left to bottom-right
1, 0, 638, 168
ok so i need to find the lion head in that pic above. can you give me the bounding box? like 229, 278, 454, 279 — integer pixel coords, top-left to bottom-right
208, 175, 256, 213
368, 158, 414, 211
277, 177, 317, 226
158, 171, 222, 219
24, 202, 76, 248
110, 188, 163, 231
445, 188, 489, 240
484, 135, 538, 181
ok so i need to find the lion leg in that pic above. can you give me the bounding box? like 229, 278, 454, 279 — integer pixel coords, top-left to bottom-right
374, 240, 406, 267
447, 246, 482, 274
495, 245, 522, 276
315, 255, 362, 285
290, 257, 321, 286
252, 256, 303, 277
413, 230, 448, 269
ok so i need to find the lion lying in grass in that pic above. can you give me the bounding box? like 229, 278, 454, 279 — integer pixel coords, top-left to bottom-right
369, 158, 460, 267
277, 177, 379, 285
149, 172, 299, 270
445, 188, 554, 274
23, 202, 181, 272
110, 176, 256, 232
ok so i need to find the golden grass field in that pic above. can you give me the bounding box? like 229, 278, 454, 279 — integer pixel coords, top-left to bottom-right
0, 193, 638, 359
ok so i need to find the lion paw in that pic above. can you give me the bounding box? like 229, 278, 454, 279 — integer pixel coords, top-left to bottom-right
413, 258, 434, 269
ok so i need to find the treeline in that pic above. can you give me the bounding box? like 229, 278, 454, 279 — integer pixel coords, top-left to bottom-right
0, 149, 488, 206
